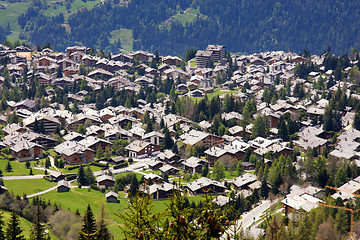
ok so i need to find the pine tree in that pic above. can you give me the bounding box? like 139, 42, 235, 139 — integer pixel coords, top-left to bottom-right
0, 212, 5, 240
95, 205, 112, 240
79, 205, 98, 240
5, 161, 12, 172
78, 165, 87, 186
129, 174, 139, 198
30, 206, 48, 240
5, 211, 25, 240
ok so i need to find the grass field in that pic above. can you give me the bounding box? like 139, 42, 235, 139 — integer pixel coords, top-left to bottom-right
109, 29, 133, 53
0, 160, 44, 176
40, 187, 206, 239
43, 0, 101, 19
190, 88, 237, 102
4, 178, 57, 196
172, 7, 207, 27
0, 1, 29, 41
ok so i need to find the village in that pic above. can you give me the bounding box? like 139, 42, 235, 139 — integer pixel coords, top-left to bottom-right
0, 42, 359, 239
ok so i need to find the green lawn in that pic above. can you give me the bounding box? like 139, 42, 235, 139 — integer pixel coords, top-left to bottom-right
0, 2, 30, 41
0, 160, 44, 176
115, 171, 143, 180
60, 165, 103, 174
43, 0, 101, 20
109, 29, 133, 53
172, 7, 206, 26
190, 88, 237, 101
39, 187, 208, 239
4, 178, 57, 196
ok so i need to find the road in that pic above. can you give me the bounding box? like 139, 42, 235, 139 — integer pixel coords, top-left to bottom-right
3, 175, 45, 180
27, 186, 57, 198
224, 200, 275, 239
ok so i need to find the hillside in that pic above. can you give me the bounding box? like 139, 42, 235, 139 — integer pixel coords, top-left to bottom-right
3, 0, 360, 55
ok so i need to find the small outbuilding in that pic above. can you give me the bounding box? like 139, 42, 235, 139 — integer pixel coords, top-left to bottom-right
106, 191, 119, 203
57, 180, 70, 192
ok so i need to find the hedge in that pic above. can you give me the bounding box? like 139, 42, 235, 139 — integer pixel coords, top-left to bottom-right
113, 162, 128, 169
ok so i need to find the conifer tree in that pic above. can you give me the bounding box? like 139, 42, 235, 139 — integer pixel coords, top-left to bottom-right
79, 205, 98, 240
95, 205, 112, 240
0, 212, 5, 240
30, 206, 48, 240
5, 211, 25, 240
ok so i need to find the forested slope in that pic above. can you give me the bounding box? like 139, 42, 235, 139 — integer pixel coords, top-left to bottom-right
12, 0, 360, 55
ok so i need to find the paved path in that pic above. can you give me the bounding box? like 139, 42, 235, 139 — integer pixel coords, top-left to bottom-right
27, 186, 57, 198
3, 175, 45, 180
48, 156, 60, 172
224, 200, 275, 239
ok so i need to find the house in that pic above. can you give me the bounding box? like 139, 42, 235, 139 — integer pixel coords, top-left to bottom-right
50, 172, 65, 182
109, 156, 127, 165
54, 141, 95, 165
57, 180, 70, 192
14, 99, 36, 111
10, 139, 43, 161
146, 159, 163, 170
159, 164, 179, 175
79, 136, 112, 151
157, 149, 182, 166
180, 129, 224, 148
23, 114, 61, 134
186, 177, 226, 195
96, 175, 115, 188
183, 157, 208, 174
231, 173, 257, 190
125, 140, 160, 158
144, 173, 163, 184
242, 162, 255, 170
142, 131, 164, 146
140, 182, 180, 200
106, 191, 119, 203
281, 193, 322, 215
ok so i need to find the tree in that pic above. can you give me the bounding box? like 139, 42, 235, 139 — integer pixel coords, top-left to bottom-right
95, 205, 112, 240
163, 127, 173, 150
77, 124, 86, 135
30, 206, 48, 240
45, 158, 51, 169
252, 115, 268, 138
78, 165, 87, 186
202, 164, 209, 177
213, 160, 225, 181
0, 212, 5, 240
79, 205, 98, 240
5, 161, 12, 172
354, 112, 360, 130
5, 211, 25, 240
129, 174, 139, 198
260, 179, 269, 199
236, 161, 244, 176
56, 67, 63, 78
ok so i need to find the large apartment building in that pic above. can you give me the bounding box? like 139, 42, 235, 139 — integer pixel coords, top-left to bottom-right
195, 45, 225, 68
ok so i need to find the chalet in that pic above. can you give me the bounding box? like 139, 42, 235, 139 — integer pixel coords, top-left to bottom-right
231, 173, 257, 190
66, 46, 89, 58
159, 164, 179, 175
186, 177, 226, 195
69, 114, 103, 131
23, 114, 61, 134
177, 84, 188, 93
142, 131, 164, 146
162, 56, 183, 66
195, 50, 212, 68
125, 140, 160, 158
10, 138, 43, 161
106, 192, 119, 203
146, 159, 163, 170
183, 157, 208, 174
52, 77, 74, 87
144, 173, 163, 184
242, 161, 255, 170
96, 175, 115, 188
63, 132, 86, 142
157, 150, 182, 166
88, 69, 114, 80
54, 141, 94, 165
180, 129, 224, 148
3, 123, 24, 136
14, 99, 36, 111
79, 136, 112, 151
50, 172, 65, 182
57, 180, 70, 192
109, 156, 127, 165
140, 182, 180, 200
130, 50, 154, 62
112, 53, 133, 63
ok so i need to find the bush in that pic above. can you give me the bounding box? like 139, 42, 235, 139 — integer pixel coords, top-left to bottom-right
113, 162, 128, 169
